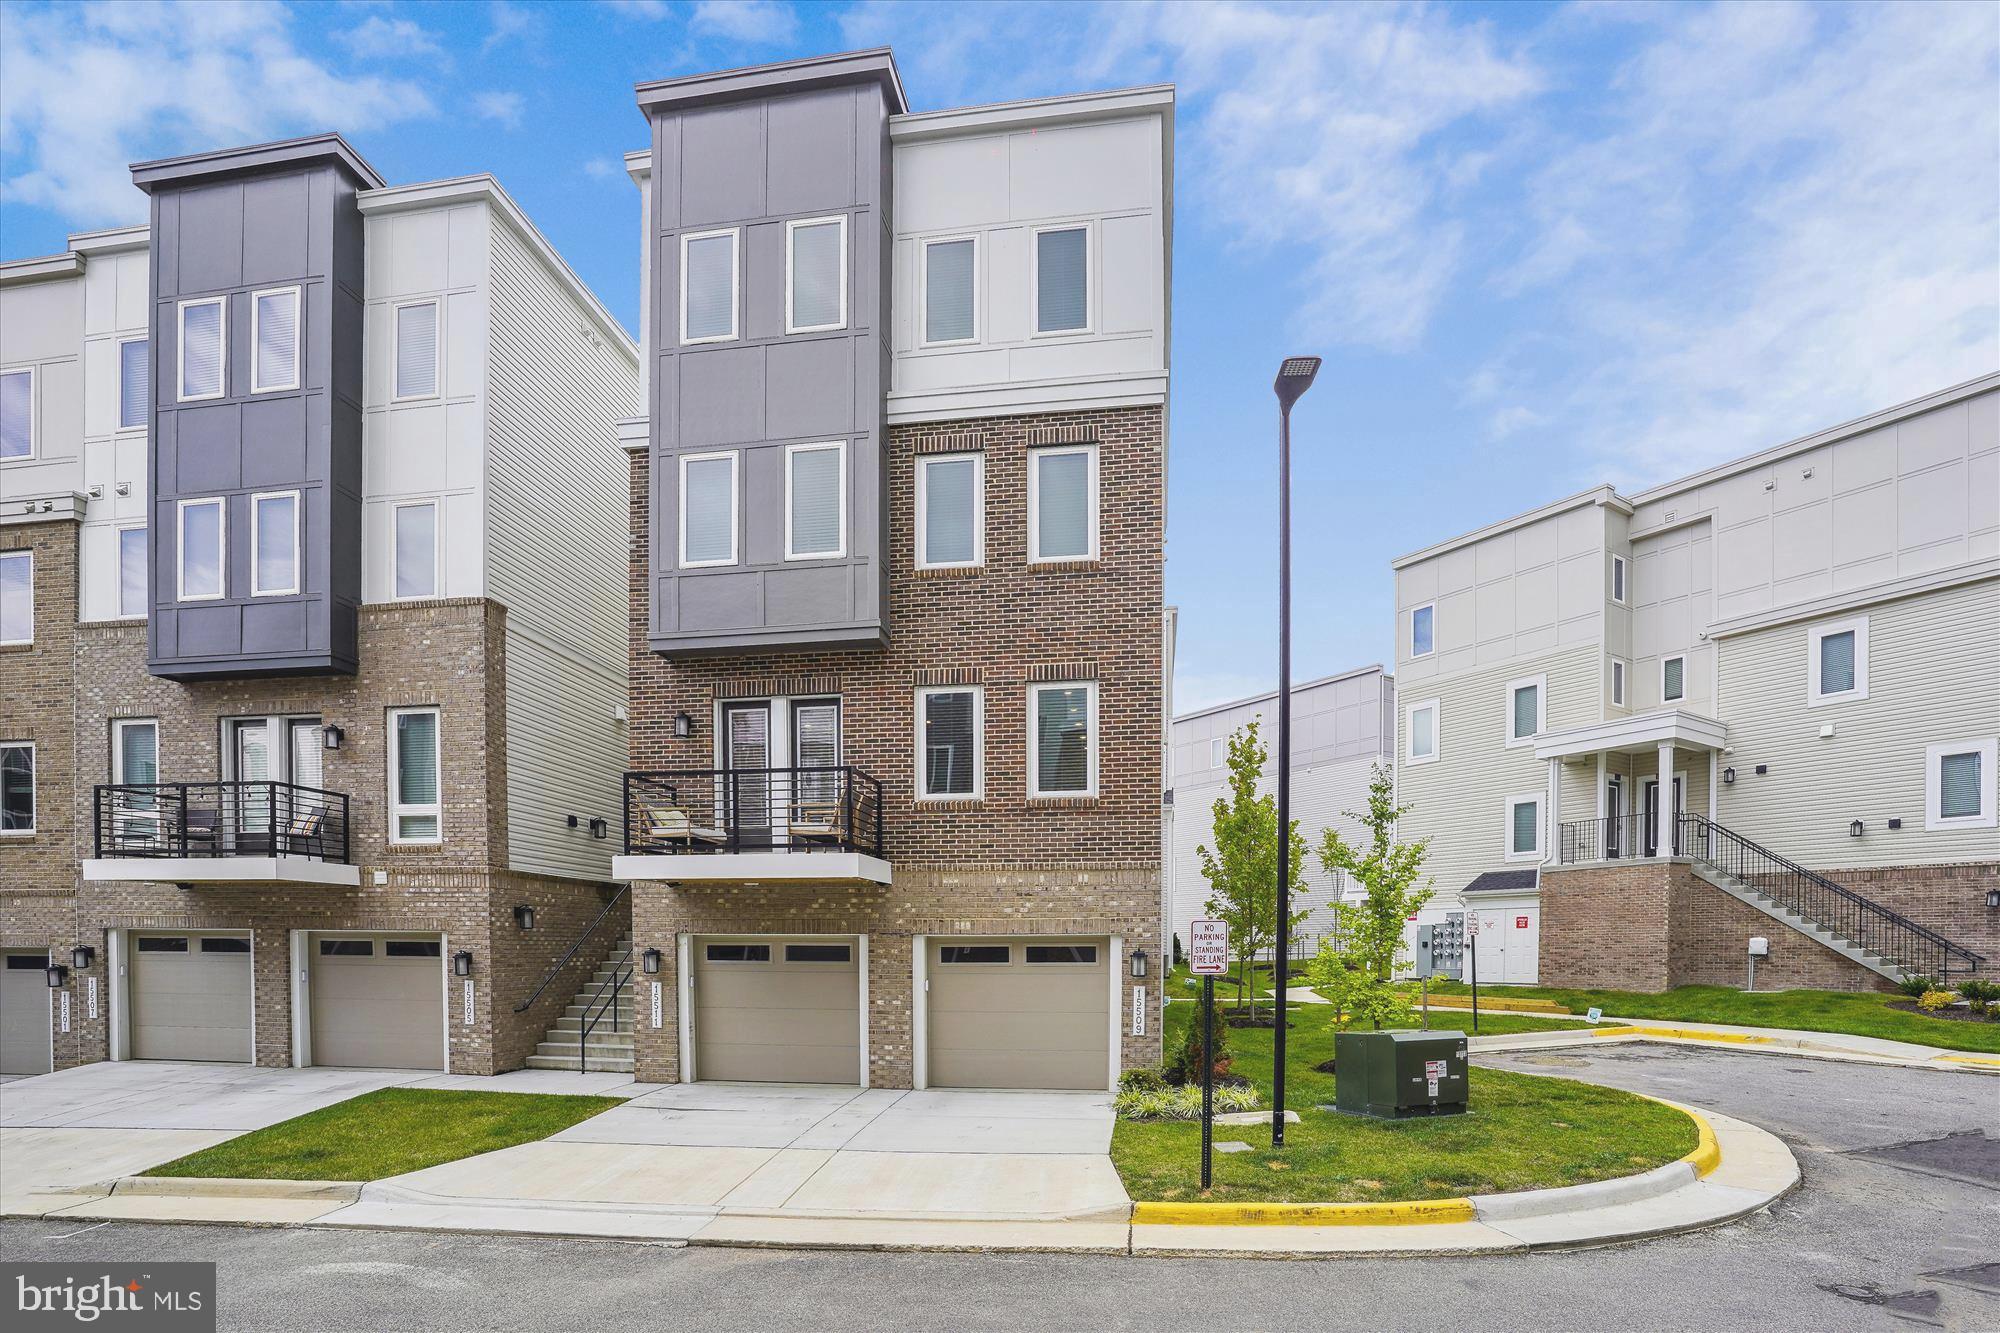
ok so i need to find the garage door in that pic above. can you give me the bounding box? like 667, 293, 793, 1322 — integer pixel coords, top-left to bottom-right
309, 935, 445, 1070
1, 951, 51, 1075
130, 934, 253, 1062
927, 937, 1109, 1090
693, 937, 859, 1084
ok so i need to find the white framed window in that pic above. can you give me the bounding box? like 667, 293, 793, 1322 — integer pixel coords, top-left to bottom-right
1406, 698, 1440, 764
1808, 615, 1868, 706
916, 685, 983, 799
393, 300, 440, 400
1029, 680, 1097, 798
388, 706, 442, 844
1926, 738, 1997, 831
1611, 554, 1628, 605
177, 297, 225, 401
678, 451, 738, 568
0, 741, 33, 835
916, 452, 983, 569
0, 367, 31, 459
679, 227, 739, 344
1505, 792, 1544, 862
785, 441, 846, 561
921, 235, 978, 346
1504, 673, 1546, 747
250, 491, 300, 596
1610, 657, 1628, 708
1032, 223, 1091, 335
1409, 602, 1435, 659
1029, 444, 1098, 563
0, 550, 30, 646
393, 500, 439, 600
250, 286, 300, 393
118, 527, 147, 619
1660, 654, 1685, 704
785, 216, 847, 334
118, 338, 150, 429
176, 498, 225, 602
112, 718, 158, 786
1209, 737, 1226, 769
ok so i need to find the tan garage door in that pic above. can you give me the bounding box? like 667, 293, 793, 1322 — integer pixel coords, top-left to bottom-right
1, 951, 52, 1075
309, 935, 445, 1070
130, 934, 253, 1063
928, 937, 1109, 1090
693, 937, 859, 1084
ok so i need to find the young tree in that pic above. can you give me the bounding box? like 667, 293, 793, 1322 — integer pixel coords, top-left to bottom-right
1314, 763, 1434, 1025
1194, 720, 1310, 1020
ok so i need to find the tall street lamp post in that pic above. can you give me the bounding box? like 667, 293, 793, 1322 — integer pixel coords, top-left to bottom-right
1271, 355, 1321, 1149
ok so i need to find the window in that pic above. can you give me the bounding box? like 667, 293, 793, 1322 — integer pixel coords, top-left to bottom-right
917, 686, 983, 799
1611, 554, 1628, 605
394, 300, 439, 399
251, 287, 300, 393
0, 742, 32, 834
1809, 615, 1869, 705
320, 939, 373, 956
177, 297, 225, 400
201, 937, 250, 954
394, 501, 438, 599
1410, 603, 1435, 658
1661, 655, 1685, 703
112, 719, 157, 786
0, 367, 30, 459
386, 940, 442, 958
118, 527, 147, 618
680, 228, 738, 344
176, 498, 225, 601
1407, 699, 1440, 764
705, 943, 770, 963
118, 338, 149, 429
389, 707, 441, 844
1029, 445, 1097, 562
1033, 225, 1089, 334
137, 936, 188, 953
679, 451, 738, 568
1505, 674, 1545, 747
251, 491, 300, 596
1506, 793, 1543, 862
1926, 739, 1997, 831
916, 453, 983, 569
1209, 737, 1226, 769
1030, 680, 1097, 797
922, 236, 977, 345
940, 944, 1008, 964
0, 550, 29, 645
785, 442, 845, 560
1611, 658, 1627, 708
785, 943, 851, 964
1026, 944, 1098, 964
786, 216, 847, 333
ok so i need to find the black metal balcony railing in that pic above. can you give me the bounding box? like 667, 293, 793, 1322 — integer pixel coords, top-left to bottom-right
1559, 812, 1677, 863
623, 767, 883, 858
93, 782, 352, 864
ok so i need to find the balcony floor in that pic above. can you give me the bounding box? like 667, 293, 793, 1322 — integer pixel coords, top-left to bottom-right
81, 856, 362, 887
611, 851, 892, 885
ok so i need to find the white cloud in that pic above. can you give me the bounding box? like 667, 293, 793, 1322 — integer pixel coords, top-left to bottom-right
472, 90, 525, 129
601, 0, 673, 17
482, 1, 541, 54
582, 157, 621, 179
0, 0, 434, 227
336, 15, 444, 61
690, 1, 798, 45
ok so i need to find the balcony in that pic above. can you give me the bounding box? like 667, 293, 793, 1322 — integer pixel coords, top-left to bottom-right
611, 767, 891, 885
1558, 813, 1681, 864
84, 781, 359, 887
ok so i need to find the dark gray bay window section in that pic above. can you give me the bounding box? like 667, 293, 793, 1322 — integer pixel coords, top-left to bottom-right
1035, 227, 1088, 333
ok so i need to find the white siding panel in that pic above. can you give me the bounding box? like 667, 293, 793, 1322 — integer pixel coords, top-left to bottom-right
503, 627, 626, 880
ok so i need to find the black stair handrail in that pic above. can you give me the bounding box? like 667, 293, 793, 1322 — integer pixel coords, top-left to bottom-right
578, 948, 633, 1072
1679, 813, 1985, 981
514, 884, 629, 1014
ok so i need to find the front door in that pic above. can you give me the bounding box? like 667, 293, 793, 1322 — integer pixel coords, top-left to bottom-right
1605, 776, 1624, 858
722, 703, 772, 846
1643, 776, 1684, 856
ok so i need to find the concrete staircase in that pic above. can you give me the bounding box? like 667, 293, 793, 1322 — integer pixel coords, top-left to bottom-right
524, 933, 635, 1072
1688, 863, 1908, 985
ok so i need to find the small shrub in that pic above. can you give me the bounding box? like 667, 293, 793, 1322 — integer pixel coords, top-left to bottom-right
1113, 1082, 1261, 1121
1167, 1004, 1233, 1083
1896, 974, 1939, 998
1955, 979, 1998, 1015
1119, 1067, 1168, 1094
1916, 989, 1955, 1013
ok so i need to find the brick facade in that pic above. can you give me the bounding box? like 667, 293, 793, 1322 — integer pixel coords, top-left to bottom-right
1, 519, 83, 886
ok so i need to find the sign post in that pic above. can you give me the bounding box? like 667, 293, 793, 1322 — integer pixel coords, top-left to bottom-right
1189, 919, 1229, 1191
1467, 915, 1480, 1035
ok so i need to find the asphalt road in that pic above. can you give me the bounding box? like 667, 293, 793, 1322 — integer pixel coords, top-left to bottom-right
3, 1047, 1994, 1332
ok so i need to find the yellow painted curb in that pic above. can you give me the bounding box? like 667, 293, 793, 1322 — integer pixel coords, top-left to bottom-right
1937, 1054, 2000, 1068
1679, 1113, 1721, 1178
1131, 1198, 1478, 1227
1589, 1024, 1773, 1045
1421, 996, 1573, 1015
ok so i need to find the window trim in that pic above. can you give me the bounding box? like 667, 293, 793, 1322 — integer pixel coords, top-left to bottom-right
784, 215, 848, 335
0, 549, 31, 646
0, 365, 33, 461
249, 285, 301, 394
391, 499, 441, 601
678, 450, 740, 569
1027, 443, 1100, 564
915, 451, 985, 570
175, 497, 226, 602
783, 440, 847, 562
1029, 221, 1094, 337
249, 490, 301, 597
1610, 553, 1628, 606
1610, 657, 1628, 708
387, 706, 443, 846
1406, 698, 1440, 765
1409, 601, 1436, 659
116, 525, 147, 620
1028, 679, 1099, 799
0, 740, 33, 836
1503, 672, 1547, 748
110, 718, 159, 785
915, 684, 985, 801
918, 233, 980, 348
679, 226, 740, 346
176, 297, 226, 402
1925, 738, 1997, 831
1660, 654, 1686, 704
391, 298, 442, 403
116, 337, 149, 431
1504, 791, 1544, 863
1808, 614, 1869, 707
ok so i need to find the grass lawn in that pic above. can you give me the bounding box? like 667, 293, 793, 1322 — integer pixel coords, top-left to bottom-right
1114, 1002, 1696, 1204
144, 1088, 624, 1182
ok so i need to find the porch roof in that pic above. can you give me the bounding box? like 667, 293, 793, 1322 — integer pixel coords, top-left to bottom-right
1532, 708, 1728, 763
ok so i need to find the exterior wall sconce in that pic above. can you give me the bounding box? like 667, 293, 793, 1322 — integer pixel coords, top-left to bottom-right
322, 725, 343, 750
588, 818, 609, 839
70, 945, 95, 971
1721, 767, 1735, 785
674, 711, 695, 740
1129, 949, 1149, 979
513, 905, 536, 930
642, 947, 663, 975
45, 963, 69, 989
452, 950, 473, 978
1986, 888, 1999, 909
1848, 820, 1864, 838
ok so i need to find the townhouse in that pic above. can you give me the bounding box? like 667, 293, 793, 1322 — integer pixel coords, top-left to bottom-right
607, 51, 1173, 1090
1393, 376, 1998, 991
0, 135, 640, 1076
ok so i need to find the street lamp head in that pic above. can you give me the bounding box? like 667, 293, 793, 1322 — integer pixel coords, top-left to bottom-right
1273, 356, 1321, 409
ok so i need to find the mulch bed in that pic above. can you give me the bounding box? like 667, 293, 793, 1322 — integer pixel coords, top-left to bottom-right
1886, 1000, 1997, 1024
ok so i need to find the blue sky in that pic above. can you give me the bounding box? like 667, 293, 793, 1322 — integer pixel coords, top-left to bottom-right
4, 1, 1995, 711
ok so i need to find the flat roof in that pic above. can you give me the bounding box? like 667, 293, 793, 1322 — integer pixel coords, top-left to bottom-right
1172, 663, 1388, 727
636, 48, 907, 116
131, 132, 385, 192
889, 84, 1174, 141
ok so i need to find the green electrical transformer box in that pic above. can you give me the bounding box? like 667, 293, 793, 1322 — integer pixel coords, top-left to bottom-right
1333, 1030, 1469, 1119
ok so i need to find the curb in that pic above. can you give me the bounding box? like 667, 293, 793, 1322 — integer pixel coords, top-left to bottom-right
111, 1177, 361, 1202
1590, 1025, 1773, 1045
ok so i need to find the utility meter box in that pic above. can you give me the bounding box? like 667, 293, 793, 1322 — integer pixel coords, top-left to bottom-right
1333, 1030, 1470, 1119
